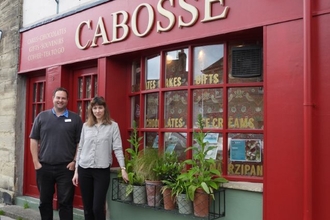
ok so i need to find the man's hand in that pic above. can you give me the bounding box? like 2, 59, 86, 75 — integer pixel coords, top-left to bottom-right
67, 161, 76, 171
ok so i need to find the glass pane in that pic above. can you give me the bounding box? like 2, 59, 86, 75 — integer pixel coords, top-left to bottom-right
32, 105, 36, 120
193, 44, 224, 85
38, 104, 43, 113
228, 87, 264, 129
84, 101, 89, 121
33, 84, 37, 102
86, 76, 91, 98
78, 77, 83, 99
192, 132, 223, 172
131, 96, 140, 128
228, 133, 263, 177
145, 132, 158, 148
39, 83, 44, 102
77, 102, 82, 118
132, 61, 141, 92
164, 90, 188, 128
165, 48, 188, 88
145, 93, 159, 128
228, 44, 263, 83
192, 88, 223, 129
93, 75, 98, 96
164, 132, 187, 162
146, 55, 160, 90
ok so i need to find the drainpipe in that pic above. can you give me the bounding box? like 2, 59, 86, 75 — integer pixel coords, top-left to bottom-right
303, 0, 312, 220
55, 0, 59, 14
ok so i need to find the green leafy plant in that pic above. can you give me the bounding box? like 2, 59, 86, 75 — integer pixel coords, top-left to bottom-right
23, 200, 30, 209
134, 148, 163, 181
159, 152, 183, 193
124, 121, 144, 196
177, 114, 228, 201
0, 209, 5, 215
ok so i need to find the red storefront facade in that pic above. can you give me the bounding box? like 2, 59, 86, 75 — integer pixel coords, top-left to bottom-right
18, 1, 330, 220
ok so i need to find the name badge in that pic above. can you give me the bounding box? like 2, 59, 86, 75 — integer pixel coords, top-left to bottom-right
65, 119, 72, 122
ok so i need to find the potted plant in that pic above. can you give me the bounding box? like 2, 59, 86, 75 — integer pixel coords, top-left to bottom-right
135, 147, 164, 207
157, 152, 182, 210
170, 176, 192, 214
125, 121, 146, 204
177, 114, 228, 217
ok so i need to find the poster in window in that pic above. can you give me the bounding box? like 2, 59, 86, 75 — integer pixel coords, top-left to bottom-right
203, 133, 219, 159
230, 139, 262, 162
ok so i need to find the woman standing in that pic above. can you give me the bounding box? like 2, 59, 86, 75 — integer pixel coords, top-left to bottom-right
72, 96, 128, 220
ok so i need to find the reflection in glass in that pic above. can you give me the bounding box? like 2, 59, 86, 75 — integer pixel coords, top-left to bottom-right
94, 75, 98, 96
228, 44, 263, 83
131, 96, 140, 128
192, 89, 223, 128
192, 132, 223, 172
164, 90, 187, 128
146, 55, 160, 90
32, 105, 36, 120
132, 61, 141, 92
33, 84, 37, 102
78, 78, 83, 99
228, 87, 263, 129
84, 101, 89, 121
164, 132, 187, 161
145, 93, 159, 128
193, 44, 224, 85
145, 132, 158, 149
77, 102, 82, 118
228, 133, 263, 177
165, 48, 188, 88
39, 83, 44, 102
86, 76, 91, 98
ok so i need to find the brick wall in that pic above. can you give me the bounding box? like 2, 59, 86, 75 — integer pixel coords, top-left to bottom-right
0, 0, 24, 204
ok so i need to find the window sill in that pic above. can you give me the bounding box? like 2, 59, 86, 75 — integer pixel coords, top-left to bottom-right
222, 182, 263, 192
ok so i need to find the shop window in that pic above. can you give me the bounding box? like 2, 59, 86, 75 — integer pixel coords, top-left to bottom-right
227, 87, 263, 130
165, 48, 189, 88
228, 133, 263, 177
131, 95, 141, 128
32, 81, 45, 119
131, 61, 141, 92
130, 41, 263, 181
194, 44, 224, 85
76, 71, 98, 121
192, 88, 223, 129
146, 55, 160, 90
145, 93, 159, 128
164, 90, 188, 128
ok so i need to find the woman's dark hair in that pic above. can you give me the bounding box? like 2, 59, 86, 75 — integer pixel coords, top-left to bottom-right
86, 96, 112, 126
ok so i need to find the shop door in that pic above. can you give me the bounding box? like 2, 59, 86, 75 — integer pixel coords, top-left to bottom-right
24, 76, 46, 197
72, 67, 98, 208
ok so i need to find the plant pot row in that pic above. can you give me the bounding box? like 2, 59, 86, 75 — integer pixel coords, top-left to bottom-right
118, 182, 211, 218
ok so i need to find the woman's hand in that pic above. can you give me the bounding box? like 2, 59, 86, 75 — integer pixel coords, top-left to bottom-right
121, 169, 129, 183
72, 170, 79, 186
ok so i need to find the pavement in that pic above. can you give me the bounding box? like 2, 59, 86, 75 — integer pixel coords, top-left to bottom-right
0, 203, 42, 220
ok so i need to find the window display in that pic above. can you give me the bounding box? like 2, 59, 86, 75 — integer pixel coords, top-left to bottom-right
130, 42, 264, 180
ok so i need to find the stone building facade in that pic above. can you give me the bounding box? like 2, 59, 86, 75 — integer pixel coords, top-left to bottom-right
0, 0, 24, 204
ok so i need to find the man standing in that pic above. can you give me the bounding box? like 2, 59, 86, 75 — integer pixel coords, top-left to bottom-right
30, 87, 83, 220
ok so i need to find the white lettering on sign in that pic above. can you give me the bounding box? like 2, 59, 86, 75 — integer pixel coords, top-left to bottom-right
75, 0, 229, 50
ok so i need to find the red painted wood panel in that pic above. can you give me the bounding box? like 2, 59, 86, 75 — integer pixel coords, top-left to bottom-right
263, 20, 304, 220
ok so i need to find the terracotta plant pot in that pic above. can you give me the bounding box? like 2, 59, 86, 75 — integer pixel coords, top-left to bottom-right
145, 180, 162, 207
193, 188, 210, 217
162, 188, 176, 210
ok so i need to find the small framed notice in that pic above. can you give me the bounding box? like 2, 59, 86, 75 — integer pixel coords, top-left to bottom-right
230, 139, 262, 162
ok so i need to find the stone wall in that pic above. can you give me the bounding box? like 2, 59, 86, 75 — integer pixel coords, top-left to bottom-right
0, 0, 24, 204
